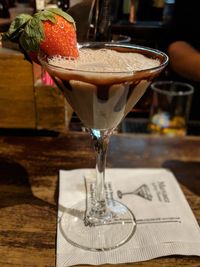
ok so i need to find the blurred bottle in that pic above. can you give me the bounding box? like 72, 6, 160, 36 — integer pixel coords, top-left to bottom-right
163, 0, 175, 24
0, 0, 10, 18
117, 0, 133, 23
17, 0, 35, 9
17, 0, 30, 5
136, 0, 165, 21
152, 0, 164, 21
35, 0, 45, 11
8, 0, 15, 8
94, 0, 112, 41
57, 0, 69, 11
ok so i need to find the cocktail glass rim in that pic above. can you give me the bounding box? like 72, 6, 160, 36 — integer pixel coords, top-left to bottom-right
38, 42, 169, 75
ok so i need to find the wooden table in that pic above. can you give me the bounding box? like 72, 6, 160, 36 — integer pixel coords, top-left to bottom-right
0, 131, 199, 266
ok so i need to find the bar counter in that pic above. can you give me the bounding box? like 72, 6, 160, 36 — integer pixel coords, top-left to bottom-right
0, 131, 199, 266
0, 18, 11, 32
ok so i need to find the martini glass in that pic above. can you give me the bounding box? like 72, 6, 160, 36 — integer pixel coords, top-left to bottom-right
38, 42, 168, 251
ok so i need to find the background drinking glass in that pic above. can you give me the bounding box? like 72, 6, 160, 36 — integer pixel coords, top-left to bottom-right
149, 81, 194, 136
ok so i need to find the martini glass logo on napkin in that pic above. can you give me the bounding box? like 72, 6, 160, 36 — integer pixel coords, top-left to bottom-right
117, 181, 170, 203
117, 184, 153, 201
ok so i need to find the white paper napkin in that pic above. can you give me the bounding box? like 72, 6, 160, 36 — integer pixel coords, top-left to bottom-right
57, 168, 200, 266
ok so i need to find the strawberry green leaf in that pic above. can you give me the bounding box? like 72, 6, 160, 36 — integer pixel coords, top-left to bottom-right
48, 8, 76, 27
26, 17, 44, 38
19, 30, 38, 52
2, 14, 32, 41
20, 17, 44, 52
34, 9, 56, 23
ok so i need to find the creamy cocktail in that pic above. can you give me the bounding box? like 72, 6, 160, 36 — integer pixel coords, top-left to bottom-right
40, 43, 165, 131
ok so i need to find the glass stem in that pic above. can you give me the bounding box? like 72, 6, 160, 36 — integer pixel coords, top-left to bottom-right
90, 129, 112, 218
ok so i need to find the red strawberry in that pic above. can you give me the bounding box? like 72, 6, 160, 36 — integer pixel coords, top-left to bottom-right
40, 14, 79, 58
2, 8, 79, 64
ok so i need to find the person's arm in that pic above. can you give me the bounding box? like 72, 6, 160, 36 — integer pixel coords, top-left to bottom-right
167, 41, 200, 82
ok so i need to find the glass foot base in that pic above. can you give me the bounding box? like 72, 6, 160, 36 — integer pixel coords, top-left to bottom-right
60, 200, 136, 251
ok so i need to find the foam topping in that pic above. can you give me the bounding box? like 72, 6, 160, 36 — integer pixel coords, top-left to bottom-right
48, 48, 160, 72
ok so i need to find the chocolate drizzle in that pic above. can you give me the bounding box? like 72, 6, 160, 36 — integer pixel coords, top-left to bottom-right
96, 85, 110, 101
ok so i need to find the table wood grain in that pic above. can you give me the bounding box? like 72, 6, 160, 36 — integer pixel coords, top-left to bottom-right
0, 132, 199, 266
